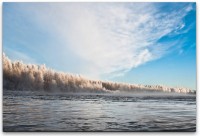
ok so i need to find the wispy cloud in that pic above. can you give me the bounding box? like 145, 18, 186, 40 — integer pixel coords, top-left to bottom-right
4, 47, 37, 64
16, 3, 194, 79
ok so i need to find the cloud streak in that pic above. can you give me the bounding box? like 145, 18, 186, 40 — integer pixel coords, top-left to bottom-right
15, 3, 194, 79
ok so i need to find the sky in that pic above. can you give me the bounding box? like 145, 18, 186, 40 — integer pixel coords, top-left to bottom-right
3, 2, 196, 90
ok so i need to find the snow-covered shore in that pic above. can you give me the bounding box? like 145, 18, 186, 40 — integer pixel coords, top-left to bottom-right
3, 53, 196, 94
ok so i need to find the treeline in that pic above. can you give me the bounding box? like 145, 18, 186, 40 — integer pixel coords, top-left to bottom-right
3, 53, 195, 94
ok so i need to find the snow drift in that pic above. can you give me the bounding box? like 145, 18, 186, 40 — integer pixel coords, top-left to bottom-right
3, 53, 196, 94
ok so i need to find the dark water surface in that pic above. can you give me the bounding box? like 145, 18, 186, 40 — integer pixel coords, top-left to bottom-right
3, 91, 196, 132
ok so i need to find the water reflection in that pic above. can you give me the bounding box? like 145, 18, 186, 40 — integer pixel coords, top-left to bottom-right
3, 91, 196, 131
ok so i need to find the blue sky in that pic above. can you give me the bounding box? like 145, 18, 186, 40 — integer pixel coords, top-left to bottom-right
3, 2, 196, 89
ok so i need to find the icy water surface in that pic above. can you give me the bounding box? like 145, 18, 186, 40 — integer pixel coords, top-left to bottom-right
3, 91, 196, 132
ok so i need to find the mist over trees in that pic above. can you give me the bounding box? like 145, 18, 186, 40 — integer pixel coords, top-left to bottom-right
3, 53, 195, 94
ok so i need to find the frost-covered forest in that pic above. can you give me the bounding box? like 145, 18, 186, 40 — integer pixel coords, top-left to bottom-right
3, 53, 195, 94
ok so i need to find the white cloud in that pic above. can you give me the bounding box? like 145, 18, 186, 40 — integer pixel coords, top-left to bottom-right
21, 3, 193, 79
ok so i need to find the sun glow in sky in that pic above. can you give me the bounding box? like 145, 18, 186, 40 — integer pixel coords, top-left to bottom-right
3, 2, 196, 89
